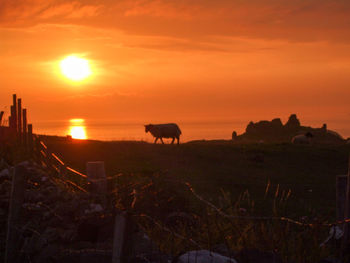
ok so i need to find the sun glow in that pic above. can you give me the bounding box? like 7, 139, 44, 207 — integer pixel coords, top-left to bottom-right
60, 55, 91, 81
69, 118, 87, 139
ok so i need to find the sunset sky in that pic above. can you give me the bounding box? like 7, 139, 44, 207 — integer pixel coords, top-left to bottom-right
1, 0, 350, 138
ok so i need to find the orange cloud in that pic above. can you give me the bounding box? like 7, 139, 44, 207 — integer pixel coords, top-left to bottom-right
39, 2, 101, 19
0, 0, 101, 26
1, 0, 350, 42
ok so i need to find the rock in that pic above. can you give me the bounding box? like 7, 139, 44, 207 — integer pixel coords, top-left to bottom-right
41, 176, 48, 182
84, 203, 104, 214
0, 168, 10, 178
284, 114, 301, 130
18, 160, 30, 167
271, 118, 283, 127
245, 119, 283, 136
0, 168, 10, 184
22, 202, 42, 211
176, 250, 237, 263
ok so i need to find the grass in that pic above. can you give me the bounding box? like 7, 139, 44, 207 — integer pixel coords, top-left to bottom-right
111, 172, 339, 262
42, 136, 349, 219
3, 136, 350, 261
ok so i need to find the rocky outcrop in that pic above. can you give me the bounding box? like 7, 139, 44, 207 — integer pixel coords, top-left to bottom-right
245, 118, 284, 136
284, 114, 301, 130
233, 114, 345, 144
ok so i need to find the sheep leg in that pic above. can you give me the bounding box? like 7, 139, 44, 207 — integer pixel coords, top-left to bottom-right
177, 136, 180, 145
171, 137, 175, 144
160, 138, 164, 144
154, 137, 158, 144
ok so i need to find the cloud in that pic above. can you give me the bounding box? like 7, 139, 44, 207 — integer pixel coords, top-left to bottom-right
1, 0, 350, 42
0, 0, 101, 26
39, 2, 101, 19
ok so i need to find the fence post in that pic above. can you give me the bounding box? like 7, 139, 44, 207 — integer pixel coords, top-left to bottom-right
86, 161, 107, 195
112, 211, 127, 263
17, 98, 22, 144
0, 111, 3, 125
10, 106, 15, 130
12, 94, 17, 131
5, 164, 28, 263
342, 155, 350, 253
28, 124, 33, 155
22, 109, 27, 148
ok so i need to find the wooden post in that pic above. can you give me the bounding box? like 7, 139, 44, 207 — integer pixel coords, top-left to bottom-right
12, 94, 17, 131
22, 109, 27, 147
342, 155, 350, 253
0, 111, 4, 125
5, 164, 28, 263
112, 211, 127, 263
10, 106, 15, 130
28, 124, 33, 155
86, 161, 107, 195
17, 98, 22, 144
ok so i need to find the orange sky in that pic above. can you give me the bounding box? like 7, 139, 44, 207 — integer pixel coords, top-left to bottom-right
1, 0, 350, 137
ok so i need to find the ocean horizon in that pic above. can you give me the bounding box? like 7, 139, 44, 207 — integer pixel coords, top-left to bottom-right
33, 118, 350, 142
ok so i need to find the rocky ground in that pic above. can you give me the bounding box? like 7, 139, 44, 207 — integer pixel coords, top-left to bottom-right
0, 159, 118, 262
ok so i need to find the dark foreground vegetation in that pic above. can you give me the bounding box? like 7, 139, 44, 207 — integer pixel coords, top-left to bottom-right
43, 136, 349, 218
1, 136, 350, 262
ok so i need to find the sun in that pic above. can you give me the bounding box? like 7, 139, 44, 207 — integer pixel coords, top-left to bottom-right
60, 55, 92, 81
69, 126, 87, 139
69, 118, 87, 139
70, 126, 87, 139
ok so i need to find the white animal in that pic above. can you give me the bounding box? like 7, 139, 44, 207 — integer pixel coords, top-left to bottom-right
291, 132, 313, 144
144, 123, 182, 144
327, 130, 343, 139
176, 250, 237, 263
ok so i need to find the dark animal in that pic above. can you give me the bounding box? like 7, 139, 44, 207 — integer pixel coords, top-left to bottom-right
144, 123, 182, 144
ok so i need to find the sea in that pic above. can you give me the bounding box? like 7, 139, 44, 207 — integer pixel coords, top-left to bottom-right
33, 119, 350, 142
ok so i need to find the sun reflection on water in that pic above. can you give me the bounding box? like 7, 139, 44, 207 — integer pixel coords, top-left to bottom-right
69, 119, 87, 139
